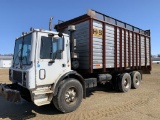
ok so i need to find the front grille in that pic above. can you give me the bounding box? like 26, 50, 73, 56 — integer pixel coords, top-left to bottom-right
13, 70, 22, 83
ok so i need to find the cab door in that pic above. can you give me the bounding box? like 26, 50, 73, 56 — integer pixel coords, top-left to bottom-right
36, 32, 67, 86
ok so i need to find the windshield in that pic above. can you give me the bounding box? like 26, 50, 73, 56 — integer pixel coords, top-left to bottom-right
13, 34, 32, 65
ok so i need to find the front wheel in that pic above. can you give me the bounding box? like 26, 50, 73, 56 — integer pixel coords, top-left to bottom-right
53, 78, 83, 113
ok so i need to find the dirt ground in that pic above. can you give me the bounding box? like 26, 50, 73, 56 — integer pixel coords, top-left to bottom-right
0, 64, 160, 120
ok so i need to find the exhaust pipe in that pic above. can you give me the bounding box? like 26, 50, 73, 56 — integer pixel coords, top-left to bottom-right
49, 17, 54, 31
68, 25, 79, 69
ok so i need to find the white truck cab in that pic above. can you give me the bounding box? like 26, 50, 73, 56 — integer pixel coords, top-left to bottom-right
0, 28, 89, 113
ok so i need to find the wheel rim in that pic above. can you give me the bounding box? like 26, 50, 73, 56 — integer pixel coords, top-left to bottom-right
135, 76, 140, 85
124, 78, 130, 89
65, 87, 77, 104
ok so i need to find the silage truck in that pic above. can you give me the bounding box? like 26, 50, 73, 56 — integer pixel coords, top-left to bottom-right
0, 9, 151, 113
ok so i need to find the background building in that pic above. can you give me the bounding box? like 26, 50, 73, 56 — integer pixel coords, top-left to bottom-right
152, 57, 160, 64
0, 55, 13, 68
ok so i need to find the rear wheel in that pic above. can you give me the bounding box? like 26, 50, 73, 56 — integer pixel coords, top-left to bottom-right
53, 78, 83, 113
130, 71, 141, 89
118, 73, 131, 92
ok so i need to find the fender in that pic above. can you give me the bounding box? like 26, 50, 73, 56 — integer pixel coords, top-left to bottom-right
52, 71, 86, 98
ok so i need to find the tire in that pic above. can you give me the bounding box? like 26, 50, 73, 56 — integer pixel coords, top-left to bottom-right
53, 78, 83, 113
118, 73, 131, 92
130, 71, 141, 89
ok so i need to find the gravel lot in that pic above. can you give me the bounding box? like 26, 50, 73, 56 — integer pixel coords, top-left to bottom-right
0, 64, 160, 120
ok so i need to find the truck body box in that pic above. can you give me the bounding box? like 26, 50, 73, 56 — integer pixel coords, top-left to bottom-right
55, 10, 151, 74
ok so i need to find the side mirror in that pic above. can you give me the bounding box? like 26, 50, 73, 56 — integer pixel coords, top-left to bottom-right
58, 37, 64, 52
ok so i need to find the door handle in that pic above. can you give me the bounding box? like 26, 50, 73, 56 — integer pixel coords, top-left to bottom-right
62, 64, 66, 67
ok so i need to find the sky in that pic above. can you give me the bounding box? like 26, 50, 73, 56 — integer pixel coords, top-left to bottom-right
0, 0, 159, 55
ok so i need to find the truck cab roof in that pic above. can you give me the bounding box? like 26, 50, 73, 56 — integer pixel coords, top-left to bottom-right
16, 28, 69, 40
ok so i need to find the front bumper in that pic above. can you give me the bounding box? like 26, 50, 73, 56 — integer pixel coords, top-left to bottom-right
0, 84, 21, 103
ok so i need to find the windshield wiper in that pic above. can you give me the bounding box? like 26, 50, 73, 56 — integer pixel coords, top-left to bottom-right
13, 48, 22, 66
21, 56, 32, 65
13, 37, 24, 67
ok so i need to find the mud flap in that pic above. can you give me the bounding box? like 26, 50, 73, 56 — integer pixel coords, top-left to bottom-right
0, 84, 21, 103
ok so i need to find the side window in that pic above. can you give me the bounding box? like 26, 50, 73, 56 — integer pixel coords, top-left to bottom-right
40, 37, 52, 59
52, 40, 58, 59
52, 39, 62, 59
40, 36, 62, 59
